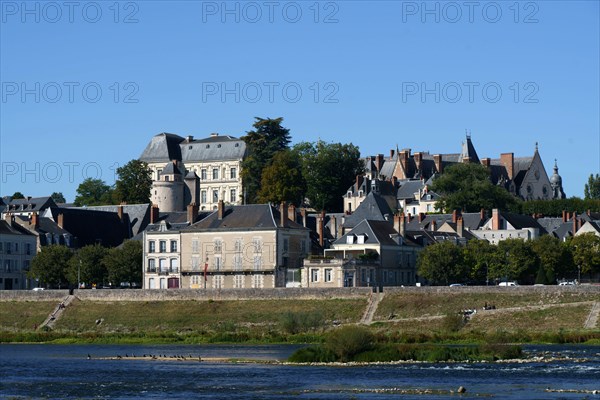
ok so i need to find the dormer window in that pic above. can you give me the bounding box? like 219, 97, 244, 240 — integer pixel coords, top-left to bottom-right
346, 235, 355, 244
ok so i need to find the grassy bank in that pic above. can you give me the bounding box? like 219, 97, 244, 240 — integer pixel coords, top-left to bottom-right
1, 290, 598, 345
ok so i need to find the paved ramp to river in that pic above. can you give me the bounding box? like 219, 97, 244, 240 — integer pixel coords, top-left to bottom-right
584, 302, 600, 329
38, 295, 76, 330
361, 292, 384, 325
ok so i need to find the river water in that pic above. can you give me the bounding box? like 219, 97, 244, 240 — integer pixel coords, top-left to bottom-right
1, 344, 599, 399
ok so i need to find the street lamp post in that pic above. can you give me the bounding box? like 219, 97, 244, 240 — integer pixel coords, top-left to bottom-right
78, 259, 81, 289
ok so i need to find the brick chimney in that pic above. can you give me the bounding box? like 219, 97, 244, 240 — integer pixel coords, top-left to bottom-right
393, 213, 405, 237
456, 217, 464, 237
407, 213, 412, 223
414, 152, 423, 171
117, 205, 124, 220
500, 153, 514, 180
418, 212, 425, 223
300, 208, 307, 227
375, 154, 384, 173
399, 150, 410, 177
280, 202, 288, 227
287, 204, 296, 223
480, 208, 486, 222
390, 149, 395, 159
481, 158, 491, 168
572, 212, 578, 235
330, 215, 338, 239
317, 211, 325, 247
433, 154, 443, 173
30, 212, 40, 229
57, 213, 64, 229
452, 209, 458, 224
430, 219, 437, 231
150, 205, 159, 224
187, 203, 199, 224
217, 200, 225, 220
492, 209, 500, 230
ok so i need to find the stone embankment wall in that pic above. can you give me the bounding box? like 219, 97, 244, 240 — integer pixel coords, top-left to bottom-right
0, 287, 372, 302
1, 285, 597, 302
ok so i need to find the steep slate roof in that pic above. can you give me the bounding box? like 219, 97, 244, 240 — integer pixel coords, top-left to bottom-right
183, 204, 306, 232
501, 211, 546, 233
537, 217, 564, 235
396, 180, 425, 200
6, 197, 57, 213
68, 204, 152, 237
459, 136, 480, 163
181, 135, 246, 162
335, 219, 399, 246
139, 133, 184, 163
343, 192, 393, 228
162, 161, 181, 175
0, 220, 34, 236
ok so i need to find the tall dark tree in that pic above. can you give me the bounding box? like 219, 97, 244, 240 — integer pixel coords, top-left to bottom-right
294, 140, 364, 212
492, 239, 537, 283
462, 239, 502, 285
104, 240, 143, 287
430, 163, 520, 212
584, 173, 600, 200
567, 233, 600, 277
11, 191, 25, 199
28, 245, 72, 288
417, 241, 467, 285
258, 150, 306, 206
115, 160, 152, 204
67, 244, 109, 287
530, 235, 573, 284
74, 178, 115, 206
50, 192, 66, 204
241, 117, 291, 204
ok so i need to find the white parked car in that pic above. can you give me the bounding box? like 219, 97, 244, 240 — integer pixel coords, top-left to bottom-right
32, 287, 45, 291
558, 281, 576, 286
498, 281, 518, 287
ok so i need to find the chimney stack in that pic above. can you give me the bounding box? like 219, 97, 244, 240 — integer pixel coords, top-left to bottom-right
217, 200, 225, 220
300, 208, 307, 228
480, 208, 486, 222
414, 152, 423, 170
117, 205, 124, 220
150, 204, 159, 224
457, 217, 464, 237
418, 212, 425, 223
390, 149, 395, 159
407, 213, 412, 222
57, 213, 64, 229
433, 154, 443, 174
280, 202, 288, 227
4, 213, 13, 225
187, 203, 199, 224
430, 219, 437, 231
330, 215, 338, 239
375, 154, 384, 173
481, 158, 491, 167
562, 210, 567, 223
492, 209, 500, 230
572, 212, 578, 235
288, 204, 296, 223
317, 211, 325, 247
500, 153, 514, 180
31, 212, 39, 229
399, 150, 410, 177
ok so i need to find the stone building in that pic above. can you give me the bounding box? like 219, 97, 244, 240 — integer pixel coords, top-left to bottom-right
0, 216, 37, 290
139, 132, 247, 212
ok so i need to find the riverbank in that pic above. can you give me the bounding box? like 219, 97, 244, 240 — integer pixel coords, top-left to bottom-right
1, 286, 598, 345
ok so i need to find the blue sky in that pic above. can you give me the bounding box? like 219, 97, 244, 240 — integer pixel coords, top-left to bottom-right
1, 0, 599, 202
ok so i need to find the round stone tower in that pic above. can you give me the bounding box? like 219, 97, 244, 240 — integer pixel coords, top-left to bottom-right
151, 160, 184, 212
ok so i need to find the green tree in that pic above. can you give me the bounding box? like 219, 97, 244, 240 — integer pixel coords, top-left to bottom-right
567, 233, 600, 278
258, 150, 306, 205
521, 198, 600, 216
326, 325, 374, 362
68, 244, 109, 287
430, 163, 520, 213
104, 240, 143, 287
241, 117, 292, 203
530, 235, 573, 284
11, 191, 25, 199
28, 245, 72, 288
462, 239, 502, 285
74, 178, 115, 206
584, 174, 600, 200
294, 140, 364, 212
114, 160, 152, 204
50, 192, 66, 204
417, 241, 467, 285
491, 239, 537, 283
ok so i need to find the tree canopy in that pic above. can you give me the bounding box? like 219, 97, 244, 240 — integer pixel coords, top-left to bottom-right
29, 245, 73, 288
74, 178, 115, 206
114, 159, 152, 204
417, 241, 467, 285
11, 191, 25, 199
293, 140, 363, 212
50, 192, 66, 204
67, 244, 109, 287
258, 150, 306, 206
430, 163, 520, 213
104, 240, 143, 287
584, 174, 600, 200
241, 117, 291, 204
